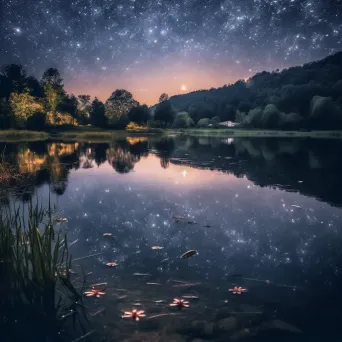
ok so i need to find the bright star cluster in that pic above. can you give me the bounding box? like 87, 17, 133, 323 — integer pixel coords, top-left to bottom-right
0, 0, 341, 104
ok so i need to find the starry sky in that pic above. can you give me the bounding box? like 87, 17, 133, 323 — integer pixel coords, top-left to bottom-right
1, 0, 341, 105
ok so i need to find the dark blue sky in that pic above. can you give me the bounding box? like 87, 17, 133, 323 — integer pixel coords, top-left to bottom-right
1, 0, 341, 104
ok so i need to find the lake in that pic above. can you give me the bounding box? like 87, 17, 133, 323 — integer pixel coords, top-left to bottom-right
1, 135, 342, 342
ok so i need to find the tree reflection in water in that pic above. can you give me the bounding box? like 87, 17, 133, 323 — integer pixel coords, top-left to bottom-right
1, 136, 342, 207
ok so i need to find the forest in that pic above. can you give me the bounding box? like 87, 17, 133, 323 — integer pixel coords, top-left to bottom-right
0, 51, 342, 131
167, 51, 342, 130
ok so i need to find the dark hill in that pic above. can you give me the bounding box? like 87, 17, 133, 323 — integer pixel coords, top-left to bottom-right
163, 51, 342, 130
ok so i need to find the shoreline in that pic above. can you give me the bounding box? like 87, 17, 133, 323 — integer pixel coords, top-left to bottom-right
1, 128, 342, 142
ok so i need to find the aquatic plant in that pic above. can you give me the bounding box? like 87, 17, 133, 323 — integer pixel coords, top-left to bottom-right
170, 298, 190, 309
0, 149, 20, 184
228, 286, 248, 295
122, 309, 146, 321
0, 201, 87, 341
84, 288, 106, 298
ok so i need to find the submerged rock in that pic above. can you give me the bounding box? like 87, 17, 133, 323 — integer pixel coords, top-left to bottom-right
217, 316, 238, 332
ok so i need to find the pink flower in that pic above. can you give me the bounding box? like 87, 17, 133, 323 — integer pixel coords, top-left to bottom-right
122, 309, 146, 321
169, 298, 190, 308
228, 286, 247, 294
106, 262, 118, 267
84, 288, 106, 298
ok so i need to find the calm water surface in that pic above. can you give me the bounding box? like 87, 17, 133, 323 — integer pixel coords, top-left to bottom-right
2, 136, 342, 341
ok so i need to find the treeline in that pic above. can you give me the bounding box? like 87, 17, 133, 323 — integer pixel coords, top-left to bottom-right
0, 65, 154, 130
2, 51, 342, 131
167, 51, 342, 130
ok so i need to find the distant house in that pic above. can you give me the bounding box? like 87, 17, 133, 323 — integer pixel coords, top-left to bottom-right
220, 121, 238, 127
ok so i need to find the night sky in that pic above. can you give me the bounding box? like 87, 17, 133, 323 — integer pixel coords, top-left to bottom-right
1, 0, 341, 104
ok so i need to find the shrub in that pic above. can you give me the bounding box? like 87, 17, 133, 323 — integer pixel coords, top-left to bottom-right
26, 112, 46, 130
172, 112, 194, 128
126, 121, 147, 130
197, 118, 210, 128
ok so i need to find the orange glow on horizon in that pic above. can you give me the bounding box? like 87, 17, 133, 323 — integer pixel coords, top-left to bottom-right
64, 61, 246, 106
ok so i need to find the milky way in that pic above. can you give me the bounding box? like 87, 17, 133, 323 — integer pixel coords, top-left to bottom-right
0, 0, 341, 104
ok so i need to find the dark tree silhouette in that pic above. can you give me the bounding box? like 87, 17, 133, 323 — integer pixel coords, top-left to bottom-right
41, 68, 63, 87
77, 94, 91, 125
93, 143, 109, 166
26, 76, 43, 97
165, 51, 342, 129
0, 52, 342, 130
154, 100, 175, 127
159, 93, 169, 103
127, 104, 149, 124
0, 64, 27, 97
154, 138, 175, 168
90, 97, 107, 127
105, 89, 139, 128
59, 94, 78, 119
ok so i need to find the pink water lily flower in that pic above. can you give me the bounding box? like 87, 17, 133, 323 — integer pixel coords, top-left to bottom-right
84, 288, 106, 298
229, 286, 247, 294
106, 262, 118, 267
122, 309, 146, 321
170, 298, 190, 308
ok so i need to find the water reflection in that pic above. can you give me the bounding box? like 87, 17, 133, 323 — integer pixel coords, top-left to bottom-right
2, 137, 342, 207
2, 136, 342, 340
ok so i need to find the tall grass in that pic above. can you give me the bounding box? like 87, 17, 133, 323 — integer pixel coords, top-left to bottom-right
0, 201, 87, 341
0, 129, 49, 141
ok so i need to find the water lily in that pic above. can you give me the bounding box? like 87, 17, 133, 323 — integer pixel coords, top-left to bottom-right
106, 262, 118, 267
169, 298, 189, 308
84, 288, 106, 298
228, 286, 247, 294
122, 309, 146, 321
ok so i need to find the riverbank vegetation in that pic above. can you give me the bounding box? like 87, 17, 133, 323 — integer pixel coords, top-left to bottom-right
177, 128, 342, 138
0, 201, 86, 340
1, 52, 342, 133
164, 51, 342, 130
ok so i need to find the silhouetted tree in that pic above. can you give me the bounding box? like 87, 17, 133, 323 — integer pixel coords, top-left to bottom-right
41, 68, 64, 124
0, 64, 27, 97
26, 112, 46, 131
59, 94, 78, 119
154, 138, 175, 169
77, 94, 91, 125
90, 97, 107, 127
165, 51, 342, 130
26, 76, 43, 97
105, 89, 139, 128
93, 143, 109, 166
154, 100, 175, 127
159, 93, 169, 103
0, 98, 13, 128
127, 104, 149, 124
41, 68, 63, 87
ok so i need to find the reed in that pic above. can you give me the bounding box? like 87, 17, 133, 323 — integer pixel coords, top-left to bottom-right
0, 201, 87, 341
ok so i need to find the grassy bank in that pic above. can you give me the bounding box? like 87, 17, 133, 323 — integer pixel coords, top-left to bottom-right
0, 129, 49, 141
2, 127, 342, 142
172, 128, 342, 139
0, 127, 164, 142
56, 128, 163, 141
